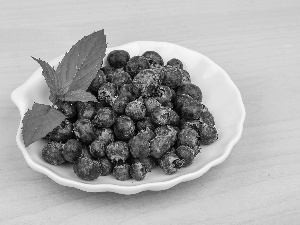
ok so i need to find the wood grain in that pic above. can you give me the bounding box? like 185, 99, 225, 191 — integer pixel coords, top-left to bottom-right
1, 0, 300, 224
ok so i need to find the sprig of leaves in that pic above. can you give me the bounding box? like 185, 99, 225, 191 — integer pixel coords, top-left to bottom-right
22, 30, 107, 147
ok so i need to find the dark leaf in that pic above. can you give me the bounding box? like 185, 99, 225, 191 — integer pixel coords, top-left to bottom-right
56, 30, 106, 96
22, 103, 66, 147
60, 90, 98, 102
31, 57, 58, 103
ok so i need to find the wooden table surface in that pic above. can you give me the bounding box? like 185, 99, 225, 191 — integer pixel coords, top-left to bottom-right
1, 0, 300, 224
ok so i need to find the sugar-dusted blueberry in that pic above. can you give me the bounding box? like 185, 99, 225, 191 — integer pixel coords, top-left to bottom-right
77, 101, 97, 120
137, 117, 157, 131
130, 162, 147, 181
125, 97, 146, 121
150, 106, 170, 126
180, 69, 191, 84
176, 83, 202, 102
111, 68, 132, 88
199, 105, 215, 127
175, 145, 195, 167
181, 99, 204, 120
159, 152, 184, 175
198, 123, 218, 145
142, 51, 164, 66
125, 56, 150, 78
132, 69, 162, 97
174, 94, 194, 115
113, 163, 131, 181
42, 142, 66, 165
119, 83, 136, 101
114, 115, 136, 141
89, 140, 107, 159
162, 66, 183, 88
154, 85, 173, 105
107, 50, 130, 68
154, 125, 179, 146
48, 119, 74, 143
133, 156, 156, 172
56, 101, 77, 119
144, 97, 161, 116
94, 128, 114, 145
98, 82, 118, 105
166, 58, 183, 69
98, 157, 113, 176
150, 136, 171, 158
73, 119, 96, 144
101, 66, 115, 82
63, 139, 83, 163
167, 108, 180, 126
73, 157, 102, 181
128, 133, 150, 159
93, 107, 116, 128
177, 127, 200, 149
106, 141, 130, 163
112, 95, 131, 115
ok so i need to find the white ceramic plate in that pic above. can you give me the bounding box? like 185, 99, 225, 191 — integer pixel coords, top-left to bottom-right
11, 41, 245, 194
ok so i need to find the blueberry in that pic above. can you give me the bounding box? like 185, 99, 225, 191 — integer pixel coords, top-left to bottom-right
137, 117, 157, 131
132, 69, 162, 97
159, 152, 183, 175
93, 107, 116, 128
128, 134, 150, 159
98, 82, 118, 105
181, 100, 204, 120
73, 157, 101, 181
77, 102, 97, 120
111, 68, 132, 88
133, 156, 156, 172
199, 106, 215, 127
150, 136, 171, 158
167, 108, 180, 126
176, 83, 202, 102
198, 123, 218, 145
89, 140, 107, 159
177, 128, 200, 149
48, 119, 74, 143
154, 125, 179, 146
166, 58, 183, 69
56, 101, 77, 119
125, 98, 146, 121
106, 141, 130, 163
88, 70, 107, 94
142, 51, 164, 66
101, 66, 116, 82
107, 50, 130, 68
98, 157, 113, 176
175, 145, 195, 167
137, 127, 155, 141
113, 163, 131, 181
114, 115, 136, 141
180, 69, 191, 85
174, 94, 194, 115
73, 119, 96, 144
63, 139, 83, 163
94, 128, 114, 145
125, 56, 150, 78
150, 106, 170, 126
130, 162, 147, 181
162, 66, 183, 88
144, 97, 161, 116
42, 142, 66, 165
154, 85, 173, 105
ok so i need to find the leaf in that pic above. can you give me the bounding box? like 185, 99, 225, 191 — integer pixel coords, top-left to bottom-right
31, 57, 59, 103
22, 103, 66, 147
56, 30, 106, 96
60, 90, 98, 102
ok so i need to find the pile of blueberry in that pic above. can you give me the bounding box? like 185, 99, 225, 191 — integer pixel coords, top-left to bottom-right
42, 50, 218, 181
